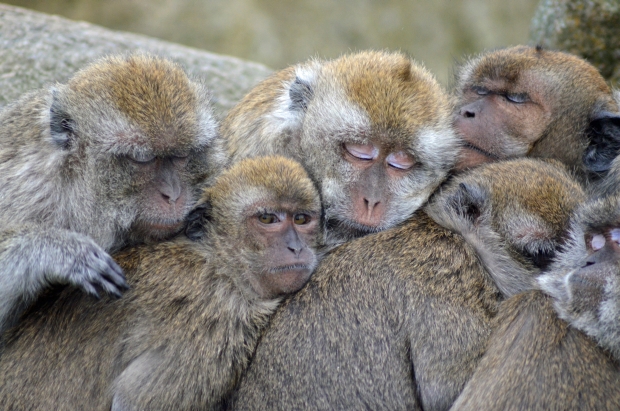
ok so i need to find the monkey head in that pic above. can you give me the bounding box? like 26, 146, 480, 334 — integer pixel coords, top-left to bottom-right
187, 156, 322, 299
538, 193, 620, 358
429, 158, 585, 298
47, 54, 224, 248
453, 45, 620, 178
223, 51, 459, 245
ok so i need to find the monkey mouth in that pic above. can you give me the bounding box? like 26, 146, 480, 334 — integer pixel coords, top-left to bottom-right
268, 264, 311, 274
133, 218, 186, 240
461, 142, 499, 160
327, 217, 383, 236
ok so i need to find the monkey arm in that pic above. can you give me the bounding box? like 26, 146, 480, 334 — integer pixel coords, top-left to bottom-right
538, 266, 620, 360
110, 316, 259, 411
0, 225, 126, 336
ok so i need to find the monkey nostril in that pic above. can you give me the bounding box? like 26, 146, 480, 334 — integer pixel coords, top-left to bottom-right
462, 110, 475, 118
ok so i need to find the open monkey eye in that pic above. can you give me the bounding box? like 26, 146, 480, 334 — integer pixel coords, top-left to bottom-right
344, 142, 378, 161
293, 214, 311, 225
258, 214, 279, 224
129, 151, 156, 164
591, 234, 606, 251
386, 151, 415, 170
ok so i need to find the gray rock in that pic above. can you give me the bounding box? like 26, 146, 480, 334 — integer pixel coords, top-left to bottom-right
0, 4, 273, 116
530, 0, 620, 87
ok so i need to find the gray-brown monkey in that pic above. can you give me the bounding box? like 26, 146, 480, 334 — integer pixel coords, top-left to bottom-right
0, 156, 321, 411
539, 192, 620, 360
453, 45, 620, 182
222, 50, 459, 245
450, 194, 620, 410
229, 158, 584, 411
0, 54, 225, 336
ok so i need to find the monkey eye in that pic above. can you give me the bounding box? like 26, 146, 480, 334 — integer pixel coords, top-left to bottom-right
505, 93, 529, 104
611, 228, 620, 245
258, 214, 279, 224
386, 151, 415, 170
472, 86, 489, 96
591, 234, 606, 251
129, 152, 156, 164
293, 214, 311, 225
344, 142, 378, 161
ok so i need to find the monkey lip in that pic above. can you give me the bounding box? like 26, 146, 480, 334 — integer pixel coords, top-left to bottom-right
268, 264, 311, 274
461, 142, 498, 160
137, 219, 186, 237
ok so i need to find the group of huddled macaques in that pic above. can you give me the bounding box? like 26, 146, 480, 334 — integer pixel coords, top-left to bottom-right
0, 45, 619, 410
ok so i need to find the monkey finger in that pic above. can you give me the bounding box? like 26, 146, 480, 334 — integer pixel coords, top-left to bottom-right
74, 275, 102, 300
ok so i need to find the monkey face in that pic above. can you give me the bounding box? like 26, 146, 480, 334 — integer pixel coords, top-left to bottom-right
453, 78, 551, 171
244, 209, 320, 299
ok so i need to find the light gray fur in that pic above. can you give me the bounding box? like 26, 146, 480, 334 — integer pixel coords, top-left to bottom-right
0, 55, 222, 338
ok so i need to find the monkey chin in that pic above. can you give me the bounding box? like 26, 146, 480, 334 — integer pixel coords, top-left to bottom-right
259, 265, 315, 298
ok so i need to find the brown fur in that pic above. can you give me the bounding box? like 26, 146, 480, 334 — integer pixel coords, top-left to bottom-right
229, 158, 583, 411
450, 291, 620, 410
0, 53, 225, 337
454, 45, 620, 181
222, 50, 460, 245
0, 156, 321, 411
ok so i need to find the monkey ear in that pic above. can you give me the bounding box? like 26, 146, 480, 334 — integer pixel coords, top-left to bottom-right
185, 201, 213, 242
288, 75, 315, 112
583, 113, 620, 174
49, 89, 76, 150
448, 182, 488, 224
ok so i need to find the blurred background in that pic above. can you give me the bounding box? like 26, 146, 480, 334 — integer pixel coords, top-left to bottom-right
3, 0, 540, 85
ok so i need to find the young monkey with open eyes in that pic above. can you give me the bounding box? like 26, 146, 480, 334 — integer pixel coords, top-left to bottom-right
222, 50, 460, 246
453, 45, 620, 183
0, 156, 323, 411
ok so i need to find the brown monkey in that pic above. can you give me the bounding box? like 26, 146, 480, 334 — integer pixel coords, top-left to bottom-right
453, 45, 620, 181
450, 194, 620, 410
222, 50, 460, 245
538, 192, 620, 359
0, 53, 225, 336
0, 156, 322, 411
229, 158, 584, 411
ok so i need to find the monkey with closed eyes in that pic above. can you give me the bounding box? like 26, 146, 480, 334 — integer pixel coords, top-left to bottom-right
229, 158, 584, 411
0, 53, 226, 337
453, 45, 620, 183
222, 50, 460, 246
0, 155, 322, 411
450, 193, 620, 411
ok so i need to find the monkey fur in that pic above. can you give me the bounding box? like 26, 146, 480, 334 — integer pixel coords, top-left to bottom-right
0, 53, 225, 336
222, 50, 460, 246
0, 156, 322, 411
229, 158, 584, 411
453, 45, 620, 182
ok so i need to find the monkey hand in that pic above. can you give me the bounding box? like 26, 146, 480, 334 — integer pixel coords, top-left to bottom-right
538, 267, 620, 359
1, 227, 127, 299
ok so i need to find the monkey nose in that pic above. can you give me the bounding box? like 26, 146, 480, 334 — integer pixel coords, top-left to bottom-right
460, 108, 475, 118
364, 198, 381, 220
160, 184, 182, 204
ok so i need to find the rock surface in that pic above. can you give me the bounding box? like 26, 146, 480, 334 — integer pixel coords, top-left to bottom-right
0, 4, 272, 116
530, 0, 620, 87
